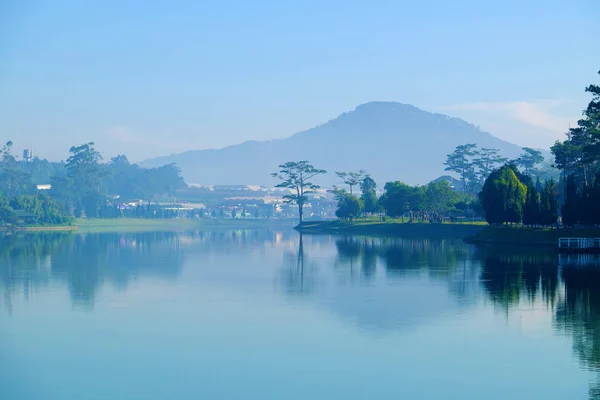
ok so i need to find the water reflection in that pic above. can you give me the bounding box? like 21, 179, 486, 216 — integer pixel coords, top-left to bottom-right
288, 237, 600, 399
4, 230, 600, 398
282, 236, 482, 332
475, 246, 559, 312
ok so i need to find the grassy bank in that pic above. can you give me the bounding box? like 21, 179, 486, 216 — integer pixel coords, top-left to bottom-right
465, 226, 600, 247
76, 218, 295, 233
0, 225, 78, 232
295, 220, 486, 239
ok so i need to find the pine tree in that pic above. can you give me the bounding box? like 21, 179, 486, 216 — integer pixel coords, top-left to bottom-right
539, 179, 559, 227
561, 174, 580, 227
523, 183, 540, 227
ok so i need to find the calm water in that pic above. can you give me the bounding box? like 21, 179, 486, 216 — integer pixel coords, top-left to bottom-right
1, 230, 600, 399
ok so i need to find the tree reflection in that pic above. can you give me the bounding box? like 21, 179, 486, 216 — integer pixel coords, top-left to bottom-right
281, 233, 320, 296
0, 231, 185, 311
475, 246, 559, 312
553, 266, 600, 399
332, 236, 473, 282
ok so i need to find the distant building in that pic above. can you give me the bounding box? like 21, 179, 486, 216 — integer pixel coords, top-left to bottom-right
36, 184, 51, 190
23, 149, 33, 162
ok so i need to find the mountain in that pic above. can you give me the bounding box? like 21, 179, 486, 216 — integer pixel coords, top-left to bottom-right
140, 102, 524, 186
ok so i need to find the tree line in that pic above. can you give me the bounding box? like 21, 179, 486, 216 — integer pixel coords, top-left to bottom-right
0, 142, 186, 225
272, 162, 474, 224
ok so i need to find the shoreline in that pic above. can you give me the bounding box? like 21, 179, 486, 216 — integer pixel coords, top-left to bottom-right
464, 226, 600, 248
0, 225, 79, 232
295, 220, 486, 239
295, 220, 600, 247
75, 218, 295, 233
1, 218, 296, 234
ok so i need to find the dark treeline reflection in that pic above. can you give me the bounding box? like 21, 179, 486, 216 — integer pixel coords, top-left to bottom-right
475, 246, 559, 311
475, 243, 600, 398
555, 266, 600, 399
335, 237, 475, 274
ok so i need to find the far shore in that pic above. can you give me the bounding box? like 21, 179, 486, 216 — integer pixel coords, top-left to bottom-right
0, 225, 79, 232
75, 217, 295, 232
0, 218, 296, 234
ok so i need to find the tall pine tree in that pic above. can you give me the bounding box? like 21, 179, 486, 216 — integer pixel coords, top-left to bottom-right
523, 182, 540, 227
561, 174, 580, 227
539, 179, 559, 227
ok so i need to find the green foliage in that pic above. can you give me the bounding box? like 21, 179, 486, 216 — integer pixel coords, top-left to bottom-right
379, 180, 461, 222
424, 181, 456, 213
522, 182, 540, 227
0, 193, 73, 226
379, 181, 421, 218
0, 195, 16, 224
539, 179, 558, 226
359, 176, 379, 214
579, 173, 600, 226
473, 148, 507, 186
515, 148, 544, 176
551, 70, 600, 188
479, 165, 527, 225
272, 161, 326, 223
335, 193, 363, 220
444, 144, 478, 193
0, 141, 34, 198
335, 170, 366, 195
561, 175, 579, 227
0, 141, 187, 223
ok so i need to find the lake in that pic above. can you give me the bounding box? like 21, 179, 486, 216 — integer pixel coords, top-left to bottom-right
1, 229, 600, 399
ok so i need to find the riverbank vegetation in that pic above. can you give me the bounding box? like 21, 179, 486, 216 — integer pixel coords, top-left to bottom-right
0, 141, 186, 227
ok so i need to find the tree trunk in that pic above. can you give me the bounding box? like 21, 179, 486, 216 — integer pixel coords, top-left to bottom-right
298, 204, 303, 224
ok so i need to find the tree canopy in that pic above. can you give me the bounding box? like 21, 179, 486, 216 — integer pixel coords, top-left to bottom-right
272, 161, 326, 223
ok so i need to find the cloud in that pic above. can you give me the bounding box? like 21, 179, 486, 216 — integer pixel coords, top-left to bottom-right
441, 100, 578, 134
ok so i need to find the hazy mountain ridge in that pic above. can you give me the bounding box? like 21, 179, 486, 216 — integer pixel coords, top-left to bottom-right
140, 102, 524, 186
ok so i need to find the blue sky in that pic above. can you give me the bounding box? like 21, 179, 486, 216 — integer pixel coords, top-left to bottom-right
0, 0, 598, 162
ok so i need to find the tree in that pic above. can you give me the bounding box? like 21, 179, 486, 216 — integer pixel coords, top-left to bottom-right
0, 194, 16, 225
551, 70, 600, 188
424, 180, 456, 222
360, 176, 379, 214
479, 165, 527, 225
561, 174, 579, 227
522, 182, 540, 227
516, 148, 544, 176
272, 161, 326, 224
335, 193, 363, 221
335, 170, 366, 195
0, 140, 34, 198
379, 181, 412, 219
580, 173, 600, 226
473, 148, 507, 187
539, 179, 559, 226
65, 142, 104, 216
444, 144, 478, 193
